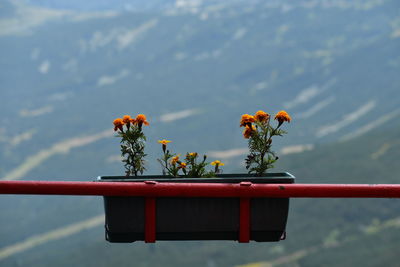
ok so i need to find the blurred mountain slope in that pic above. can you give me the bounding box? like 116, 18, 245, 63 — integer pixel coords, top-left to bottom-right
0, 0, 400, 266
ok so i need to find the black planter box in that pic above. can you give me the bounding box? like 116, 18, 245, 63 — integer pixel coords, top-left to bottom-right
98, 173, 295, 243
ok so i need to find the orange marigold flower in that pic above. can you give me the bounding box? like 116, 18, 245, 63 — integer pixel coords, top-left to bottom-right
158, 139, 171, 145
122, 115, 132, 124
171, 155, 180, 165
254, 110, 270, 122
211, 160, 225, 166
178, 162, 187, 169
188, 152, 198, 157
274, 110, 291, 125
243, 125, 256, 139
135, 114, 149, 127
240, 114, 255, 127
113, 118, 124, 132
122, 115, 133, 129
158, 139, 171, 153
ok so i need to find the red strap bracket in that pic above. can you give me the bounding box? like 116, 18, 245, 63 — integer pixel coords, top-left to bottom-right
239, 197, 250, 243
144, 197, 156, 243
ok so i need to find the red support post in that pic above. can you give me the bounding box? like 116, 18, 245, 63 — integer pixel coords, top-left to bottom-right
239, 198, 250, 243
145, 197, 156, 243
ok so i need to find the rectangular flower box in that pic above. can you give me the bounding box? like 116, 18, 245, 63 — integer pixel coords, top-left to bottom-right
97, 172, 295, 243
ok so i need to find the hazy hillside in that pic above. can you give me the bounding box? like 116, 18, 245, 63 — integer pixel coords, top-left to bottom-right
1, 0, 400, 179
1, 0, 400, 266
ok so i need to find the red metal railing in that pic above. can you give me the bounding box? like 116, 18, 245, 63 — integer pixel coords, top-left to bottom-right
1, 180, 400, 198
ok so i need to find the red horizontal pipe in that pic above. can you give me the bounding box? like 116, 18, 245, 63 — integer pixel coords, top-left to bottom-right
1, 181, 400, 198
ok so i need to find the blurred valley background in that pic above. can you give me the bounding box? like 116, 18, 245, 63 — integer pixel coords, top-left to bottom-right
1, 0, 400, 266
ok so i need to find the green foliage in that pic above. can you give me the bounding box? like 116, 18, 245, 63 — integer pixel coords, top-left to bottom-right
158, 147, 217, 178
183, 153, 215, 178
157, 148, 180, 177
118, 125, 147, 177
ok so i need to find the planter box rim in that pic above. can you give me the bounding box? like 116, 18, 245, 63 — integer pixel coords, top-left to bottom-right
97, 172, 295, 184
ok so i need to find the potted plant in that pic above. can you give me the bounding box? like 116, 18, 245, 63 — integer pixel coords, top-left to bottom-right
98, 111, 295, 243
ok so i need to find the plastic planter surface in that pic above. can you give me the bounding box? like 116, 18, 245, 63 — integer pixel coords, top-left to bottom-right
98, 173, 295, 242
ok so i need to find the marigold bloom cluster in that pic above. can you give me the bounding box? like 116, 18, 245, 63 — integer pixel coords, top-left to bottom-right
113, 114, 149, 131
240, 110, 269, 138
239, 110, 291, 139
240, 109, 291, 175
